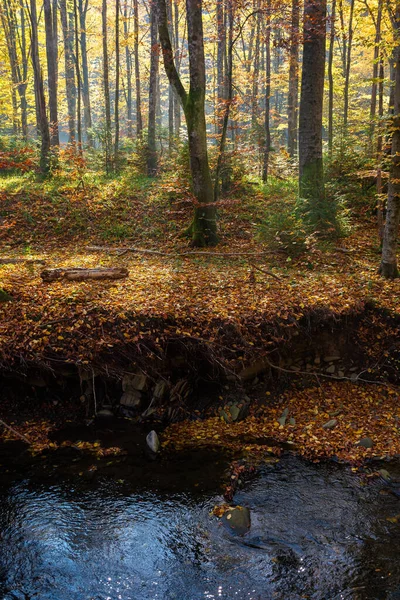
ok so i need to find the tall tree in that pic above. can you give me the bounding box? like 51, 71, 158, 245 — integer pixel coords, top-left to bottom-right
115, 0, 120, 162
327, 0, 336, 154
73, 0, 82, 150
133, 0, 143, 137
298, 0, 326, 206
78, 0, 93, 145
29, 0, 51, 172
158, 0, 218, 246
123, 0, 133, 138
147, 0, 159, 176
287, 0, 300, 157
380, 4, 400, 278
44, 0, 59, 146
60, 0, 77, 144
262, 0, 271, 181
343, 0, 355, 128
102, 0, 112, 169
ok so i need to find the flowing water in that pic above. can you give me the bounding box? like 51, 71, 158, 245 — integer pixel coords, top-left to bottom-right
1, 429, 400, 600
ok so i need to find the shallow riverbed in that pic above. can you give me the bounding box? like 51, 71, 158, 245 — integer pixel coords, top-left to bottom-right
1, 432, 400, 600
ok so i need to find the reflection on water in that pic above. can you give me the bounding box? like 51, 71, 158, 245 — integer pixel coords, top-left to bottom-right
1, 455, 400, 600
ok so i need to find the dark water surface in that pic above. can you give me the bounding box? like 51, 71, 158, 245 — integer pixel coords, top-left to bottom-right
1, 437, 400, 600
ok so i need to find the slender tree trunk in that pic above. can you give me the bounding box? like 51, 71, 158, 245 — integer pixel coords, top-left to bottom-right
147, 0, 159, 175
216, 0, 226, 134
369, 0, 382, 147
167, 0, 174, 149
60, 0, 77, 144
287, 0, 299, 157
214, 0, 233, 199
251, 6, 261, 129
44, 0, 59, 146
124, 0, 133, 138
173, 0, 181, 137
262, 0, 271, 182
29, 0, 50, 172
1, 0, 20, 134
380, 19, 400, 278
328, 0, 336, 154
20, 0, 28, 140
299, 0, 326, 205
74, 0, 82, 150
115, 0, 120, 163
343, 0, 355, 128
79, 0, 93, 146
102, 0, 112, 170
158, 0, 218, 246
133, 0, 143, 137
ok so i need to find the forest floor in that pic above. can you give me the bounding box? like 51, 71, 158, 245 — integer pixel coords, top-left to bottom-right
0, 168, 400, 466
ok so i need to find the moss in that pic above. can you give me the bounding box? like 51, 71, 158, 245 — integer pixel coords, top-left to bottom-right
0, 288, 12, 302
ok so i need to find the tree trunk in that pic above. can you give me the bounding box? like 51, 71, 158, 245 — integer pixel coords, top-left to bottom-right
29, 0, 51, 173
102, 0, 112, 170
287, 0, 299, 157
20, 0, 28, 140
173, 0, 181, 138
343, 0, 355, 128
133, 0, 143, 137
216, 0, 226, 134
158, 0, 218, 246
124, 0, 133, 138
251, 6, 261, 129
115, 0, 120, 163
60, 0, 77, 144
79, 0, 93, 146
298, 0, 326, 205
327, 0, 336, 154
147, 0, 159, 176
214, 0, 233, 199
44, 0, 59, 146
73, 0, 82, 150
380, 18, 400, 278
1, 0, 21, 134
262, 0, 271, 182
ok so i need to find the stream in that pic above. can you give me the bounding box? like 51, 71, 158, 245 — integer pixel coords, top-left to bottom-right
1, 425, 400, 600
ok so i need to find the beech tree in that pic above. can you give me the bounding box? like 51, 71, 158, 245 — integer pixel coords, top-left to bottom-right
158, 0, 218, 246
380, 3, 400, 279
298, 0, 326, 210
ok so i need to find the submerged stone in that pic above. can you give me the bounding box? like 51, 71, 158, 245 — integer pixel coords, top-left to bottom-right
222, 506, 251, 536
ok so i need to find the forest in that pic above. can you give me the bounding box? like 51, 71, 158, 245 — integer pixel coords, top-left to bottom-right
2, 0, 400, 597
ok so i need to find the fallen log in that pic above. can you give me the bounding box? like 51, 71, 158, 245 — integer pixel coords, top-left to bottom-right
41, 267, 129, 282
0, 258, 46, 265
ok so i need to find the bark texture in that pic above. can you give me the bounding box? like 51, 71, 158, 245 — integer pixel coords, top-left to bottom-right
158, 0, 218, 246
380, 20, 400, 279
298, 0, 326, 204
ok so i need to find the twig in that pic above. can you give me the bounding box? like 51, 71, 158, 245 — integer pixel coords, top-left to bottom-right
92, 368, 97, 416
248, 262, 281, 281
86, 245, 274, 258
264, 357, 396, 389
0, 418, 31, 444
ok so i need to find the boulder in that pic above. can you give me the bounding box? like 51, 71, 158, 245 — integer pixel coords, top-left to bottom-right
120, 390, 143, 408
357, 437, 373, 449
323, 419, 337, 430
122, 373, 149, 392
222, 506, 251, 536
146, 430, 160, 453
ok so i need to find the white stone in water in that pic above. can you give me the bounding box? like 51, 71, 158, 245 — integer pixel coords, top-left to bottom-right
146, 430, 160, 453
